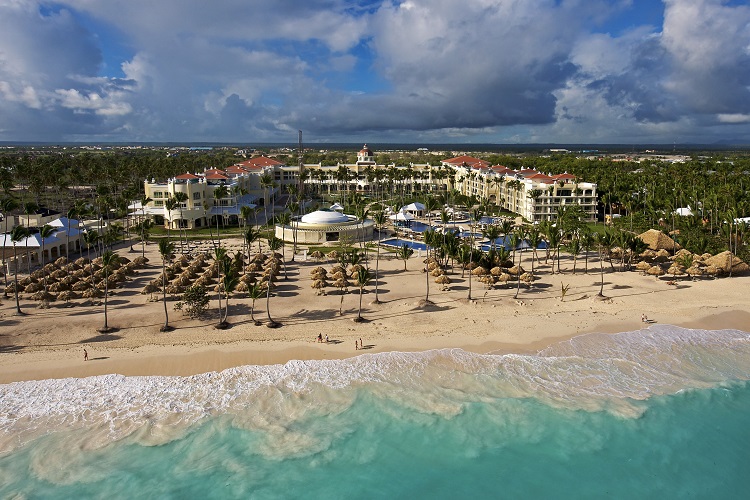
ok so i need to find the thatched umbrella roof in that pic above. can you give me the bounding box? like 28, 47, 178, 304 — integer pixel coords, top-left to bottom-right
635, 260, 652, 272
497, 272, 512, 283
75, 257, 90, 266
637, 229, 681, 252
141, 283, 160, 295
19, 276, 34, 287
330, 270, 346, 280
54, 256, 68, 267
31, 290, 55, 301
43, 263, 58, 273
646, 265, 665, 276
195, 276, 214, 287
49, 282, 70, 293
479, 275, 496, 287
639, 249, 657, 261
57, 290, 79, 302
685, 266, 704, 277
133, 256, 149, 266
330, 265, 346, 275
471, 266, 488, 276
82, 287, 103, 298
705, 251, 749, 275
240, 273, 257, 284
24, 282, 44, 293
166, 284, 185, 295
508, 265, 525, 276
349, 264, 365, 275
431, 268, 445, 277
50, 269, 67, 280
72, 281, 91, 291
436, 274, 451, 284
310, 250, 325, 260
667, 263, 686, 276
334, 277, 350, 288
654, 249, 671, 262
244, 262, 263, 273
490, 266, 503, 276
236, 281, 249, 293
704, 264, 720, 276
31, 270, 45, 280
328, 250, 340, 260
310, 279, 328, 291
520, 272, 537, 283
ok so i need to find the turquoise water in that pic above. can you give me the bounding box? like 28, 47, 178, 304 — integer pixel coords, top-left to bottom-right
2, 326, 750, 498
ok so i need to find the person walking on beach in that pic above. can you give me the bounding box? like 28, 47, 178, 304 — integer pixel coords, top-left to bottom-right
83, 348, 88, 361
317, 333, 323, 343
355, 340, 359, 350
360, 338, 363, 349
325, 334, 329, 343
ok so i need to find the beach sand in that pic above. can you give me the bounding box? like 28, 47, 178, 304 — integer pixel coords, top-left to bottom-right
2, 238, 749, 384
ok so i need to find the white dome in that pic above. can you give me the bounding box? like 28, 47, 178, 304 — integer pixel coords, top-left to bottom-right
300, 210, 350, 224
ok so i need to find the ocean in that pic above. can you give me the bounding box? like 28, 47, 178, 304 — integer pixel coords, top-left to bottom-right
2, 325, 749, 499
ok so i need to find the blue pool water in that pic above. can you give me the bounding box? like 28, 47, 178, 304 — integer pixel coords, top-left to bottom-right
2, 326, 750, 498
380, 238, 429, 251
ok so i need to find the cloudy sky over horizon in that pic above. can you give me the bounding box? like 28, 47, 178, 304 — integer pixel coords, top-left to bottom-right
1, 0, 749, 144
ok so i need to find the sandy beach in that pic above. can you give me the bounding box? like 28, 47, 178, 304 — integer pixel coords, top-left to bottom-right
1, 238, 749, 384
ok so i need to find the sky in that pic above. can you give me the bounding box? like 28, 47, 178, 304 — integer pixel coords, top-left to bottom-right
1, 0, 749, 144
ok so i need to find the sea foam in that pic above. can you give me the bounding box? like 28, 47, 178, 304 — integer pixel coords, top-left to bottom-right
1, 325, 749, 455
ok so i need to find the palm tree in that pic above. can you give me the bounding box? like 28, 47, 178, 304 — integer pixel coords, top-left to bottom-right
354, 267, 372, 322
265, 236, 282, 328
259, 173, 274, 225
275, 212, 291, 279
9, 225, 29, 314
164, 197, 178, 243
213, 185, 229, 243
218, 256, 239, 328
38, 224, 57, 292
172, 191, 189, 254
83, 230, 101, 287
99, 250, 120, 332
244, 226, 262, 273
22, 201, 38, 274
371, 211, 387, 303
594, 230, 613, 298
1, 196, 20, 295
214, 246, 227, 325
248, 282, 264, 326
158, 239, 175, 332
396, 244, 414, 271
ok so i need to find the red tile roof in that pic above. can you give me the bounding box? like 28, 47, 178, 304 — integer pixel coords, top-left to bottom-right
175, 172, 200, 180
443, 155, 489, 169
235, 156, 284, 169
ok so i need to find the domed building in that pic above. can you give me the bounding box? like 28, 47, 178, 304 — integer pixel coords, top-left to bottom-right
275, 209, 374, 244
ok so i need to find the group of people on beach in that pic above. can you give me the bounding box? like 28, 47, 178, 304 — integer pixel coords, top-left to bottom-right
317, 333, 328, 343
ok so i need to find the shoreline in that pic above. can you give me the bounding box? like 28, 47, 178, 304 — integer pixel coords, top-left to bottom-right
2, 309, 749, 384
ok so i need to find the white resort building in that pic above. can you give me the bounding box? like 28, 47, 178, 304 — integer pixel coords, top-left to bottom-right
139, 146, 598, 230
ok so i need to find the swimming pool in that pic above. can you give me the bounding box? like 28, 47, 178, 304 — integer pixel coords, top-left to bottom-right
380, 238, 429, 251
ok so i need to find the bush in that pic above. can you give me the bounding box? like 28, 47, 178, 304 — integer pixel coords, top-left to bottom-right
175, 284, 210, 318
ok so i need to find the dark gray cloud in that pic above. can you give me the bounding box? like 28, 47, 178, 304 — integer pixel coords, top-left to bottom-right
1, 0, 750, 143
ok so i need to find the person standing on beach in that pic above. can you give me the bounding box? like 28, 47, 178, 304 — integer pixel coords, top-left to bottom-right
360, 338, 363, 349
83, 348, 88, 361
355, 340, 358, 350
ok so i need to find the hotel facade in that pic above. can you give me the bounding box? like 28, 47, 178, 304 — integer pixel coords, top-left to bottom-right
140, 146, 597, 228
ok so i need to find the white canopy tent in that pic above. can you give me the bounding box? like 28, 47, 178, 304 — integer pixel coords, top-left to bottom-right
401, 202, 425, 216
389, 209, 415, 222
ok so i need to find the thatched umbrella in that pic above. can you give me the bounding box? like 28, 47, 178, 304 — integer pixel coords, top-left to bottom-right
311, 279, 329, 290
166, 284, 185, 296
328, 250, 340, 260
141, 282, 160, 295
246, 262, 263, 273
635, 261, 652, 272
465, 261, 479, 270
31, 270, 45, 280
349, 264, 365, 276
334, 277, 350, 289
72, 281, 91, 291
639, 249, 657, 262
705, 251, 749, 275
50, 269, 68, 280
82, 287, 103, 298
31, 290, 55, 302
43, 263, 58, 273
431, 268, 445, 277
54, 256, 69, 267
49, 282, 70, 293
235, 281, 249, 294
497, 272, 512, 283
195, 276, 214, 287
654, 249, 671, 263
637, 229, 681, 251
508, 265, 525, 276
667, 263, 686, 277
24, 282, 44, 293
133, 256, 149, 266
57, 290, 79, 302
704, 264, 720, 277
331, 270, 346, 280
330, 265, 346, 275
471, 266, 488, 276
646, 265, 665, 277
490, 266, 503, 276
686, 266, 704, 278
520, 272, 537, 283
310, 250, 325, 260
19, 276, 34, 287
75, 257, 90, 266
479, 275, 496, 288
436, 274, 451, 285
310, 271, 328, 281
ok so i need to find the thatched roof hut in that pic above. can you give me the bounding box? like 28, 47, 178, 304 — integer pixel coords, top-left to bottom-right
704, 251, 749, 275
471, 266, 488, 276
646, 265, 665, 277
637, 229, 681, 252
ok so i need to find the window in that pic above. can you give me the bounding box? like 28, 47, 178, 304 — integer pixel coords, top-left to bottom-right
193, 192, 201, 200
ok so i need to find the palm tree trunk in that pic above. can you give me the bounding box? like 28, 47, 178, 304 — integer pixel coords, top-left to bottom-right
13, 245, 21, 314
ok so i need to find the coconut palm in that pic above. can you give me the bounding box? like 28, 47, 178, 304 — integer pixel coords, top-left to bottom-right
22, 201, 38, 274
99, 250, 120, 332
38, 224, 57, 292
396, 244, 414, 271
259, 173, 274, 225
371, 211, 387, 303
212, 185, 230, 242
594, 230, 614, 298
244, 226, 262, 271
248, 282, 264, 326
172, 191, 189, 253
164, 197, 178, 242
214, 246, 227, 323
265, 236, 282, 327
1, 197, 20, 295
9, 225, 29, 314
218, 256, 239, 328
275, 212, 291, 279
158, 239, 175, 331
354, 267, 372, 322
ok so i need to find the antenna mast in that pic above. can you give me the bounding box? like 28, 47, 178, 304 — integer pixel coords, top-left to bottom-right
297, 130, 304, 207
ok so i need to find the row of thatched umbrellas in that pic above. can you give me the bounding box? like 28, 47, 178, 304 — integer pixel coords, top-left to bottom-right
634, 249, 749, 278
141, 251, 284, 298
5, 255, 149, 303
